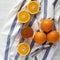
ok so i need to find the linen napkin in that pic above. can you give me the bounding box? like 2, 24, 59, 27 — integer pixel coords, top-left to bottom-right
2, 0, 60, 60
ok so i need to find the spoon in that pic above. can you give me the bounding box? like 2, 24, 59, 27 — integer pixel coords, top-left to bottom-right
30, 44, 50, 57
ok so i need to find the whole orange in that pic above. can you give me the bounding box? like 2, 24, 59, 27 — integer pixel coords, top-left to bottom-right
40, 19, 54, 32
47, 30, 59, 44
34, 32, 47, 44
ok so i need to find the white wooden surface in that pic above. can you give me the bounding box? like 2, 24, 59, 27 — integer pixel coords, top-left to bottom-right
0, 0, 60, 60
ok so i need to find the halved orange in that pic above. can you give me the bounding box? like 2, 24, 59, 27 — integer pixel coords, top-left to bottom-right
47, 30, 59, 44
34, 32, 47, 44
17, 10, 30, 23
17, 42, 30, 56
21, 27, 33, 38
27, 1, 39, 14
40, 19, 54, 32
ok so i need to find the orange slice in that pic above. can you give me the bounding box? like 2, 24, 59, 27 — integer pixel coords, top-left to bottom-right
17, 10, 30, 23
47, 30, 59, 44
27, 1, 39, 14
21, 27, 33, 38
34, 32, 47, 44
40, 19, 54, 32
17, 42, 30, 56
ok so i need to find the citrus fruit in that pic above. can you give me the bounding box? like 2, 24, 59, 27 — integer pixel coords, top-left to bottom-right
40, 19, 54, 32
17, 10, 30, 23
27, 1, 39, 14
47, 30, 59, 44
17, 42, 30, 56
21, 27, 33, 38
34, 32, 47, 44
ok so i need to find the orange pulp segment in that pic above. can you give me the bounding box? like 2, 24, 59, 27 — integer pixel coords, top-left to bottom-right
17, 10, 30, 23
27, 1, 39, 14
17, 42, 30, 56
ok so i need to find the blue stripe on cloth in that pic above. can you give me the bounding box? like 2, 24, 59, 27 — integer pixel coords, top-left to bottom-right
4, 0, 26, 60
42, 45, 52, 60
4, 16, 17, 60
11, 24, 24, 47
44, 0, 47, 19
25, 39, 35, 60
53, 19, 56, 30
18, 0, 26, 12
53, 0, 58, 7
42, 0, 58, 60
14, 15, 36, 60
35, 56, 38, 60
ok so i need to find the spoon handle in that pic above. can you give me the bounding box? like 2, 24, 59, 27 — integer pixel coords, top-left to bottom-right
30, 46, 50, 57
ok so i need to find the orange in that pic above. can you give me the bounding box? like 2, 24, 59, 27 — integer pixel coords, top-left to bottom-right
27, 1, 39, 14
47, 30, 59, 44
21, 27, 33, 38
17, 10, 30, 23
40, 19, 54, 32
17, 42, 30, 56
34, 32, 47, 44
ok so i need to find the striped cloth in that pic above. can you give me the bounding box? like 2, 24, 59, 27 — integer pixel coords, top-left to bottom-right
1, 0, 60, 60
